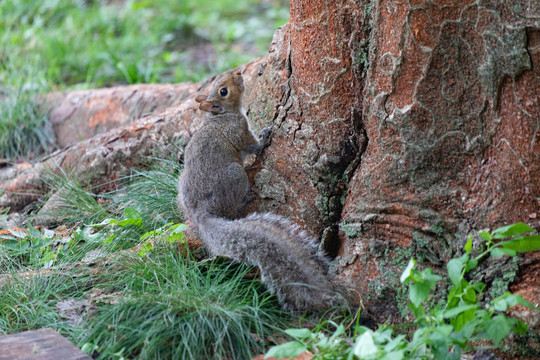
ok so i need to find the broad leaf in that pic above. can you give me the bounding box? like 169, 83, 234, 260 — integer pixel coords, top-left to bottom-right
447, 256, 466, 287
498, 235, 540, 253
465, 258, 478, 271
138, 242, 153, 257
284, 328, 312, 340
265, 341, 307, 359
493, 292, 539, 312
9, 230, 27, 238
400, 259, 415, 283
124, 206, 142, 220
464, 235, 473, 253
353, 331, 378, 358
442, 304, 478, 319
43, 228, 55, 238
26, 227, 41, 238
409, 281, 431, 308
485, 315, 512, 344
490, 247, 516, 258
492, 222, 533, 239
118, 218, 142, 228
381, 350, 405, 360
170, 223, 188, 233
478, 231, 492, 242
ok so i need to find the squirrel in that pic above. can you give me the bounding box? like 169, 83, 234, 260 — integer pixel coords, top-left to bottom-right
177, 70, 343, 312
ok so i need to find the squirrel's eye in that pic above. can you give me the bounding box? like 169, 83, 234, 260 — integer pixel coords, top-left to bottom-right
219, 87, 228, 97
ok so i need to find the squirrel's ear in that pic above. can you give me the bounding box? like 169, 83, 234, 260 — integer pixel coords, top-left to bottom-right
195, 94, 208, 103
199, 100, 225, 114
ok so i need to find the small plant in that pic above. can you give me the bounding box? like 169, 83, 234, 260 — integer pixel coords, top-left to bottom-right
112, 156, 184, 228
87, 205, 187, 255
0, 227, 78, 269
265, 223, 539, 359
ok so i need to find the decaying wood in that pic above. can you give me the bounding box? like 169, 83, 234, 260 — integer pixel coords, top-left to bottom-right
0, 328, 92, 360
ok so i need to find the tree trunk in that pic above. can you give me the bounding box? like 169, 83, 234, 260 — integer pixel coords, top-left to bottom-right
1, 0, 538, 332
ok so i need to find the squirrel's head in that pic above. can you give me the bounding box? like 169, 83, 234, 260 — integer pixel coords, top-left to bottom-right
195, 70, 245, 114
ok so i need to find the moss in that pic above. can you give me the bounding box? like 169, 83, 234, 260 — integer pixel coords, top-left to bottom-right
365, 242, 417, 317
501, 330, 540, 358
488, 256, 519, 299
339, 222, 363, 239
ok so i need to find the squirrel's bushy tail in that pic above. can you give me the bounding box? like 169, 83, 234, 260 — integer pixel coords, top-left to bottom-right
195, 212, 343, 312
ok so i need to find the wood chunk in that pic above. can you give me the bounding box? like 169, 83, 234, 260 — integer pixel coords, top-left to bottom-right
0, 328, 91, 360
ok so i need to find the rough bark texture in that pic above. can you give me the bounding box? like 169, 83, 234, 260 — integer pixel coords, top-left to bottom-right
1, 0, 539, 344
336, 0, 540, 327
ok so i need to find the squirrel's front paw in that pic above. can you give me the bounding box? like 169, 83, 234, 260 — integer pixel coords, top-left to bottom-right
259, 126, 272, 145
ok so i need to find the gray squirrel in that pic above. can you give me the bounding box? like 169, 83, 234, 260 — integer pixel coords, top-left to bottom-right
177, 70, 343, 312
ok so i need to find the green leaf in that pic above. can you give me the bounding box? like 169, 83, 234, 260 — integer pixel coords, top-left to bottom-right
353, 331, 378, 358
265, 341, 307, 359
2, 239, 29, 253
43, 228, 55, 238
409, 281, 432, 308
420, 268, 442, 283
464, 235, 473, 253
490, 247, 516, 258
284, 328, 312, 340
170, 223, 188, 233
465, 258, 478, 271
498, 235, 540, 253
9, 230, 27, 238
442, 304, 478, 319
492, 222, 534, 239
493, 292, 539, 312
90, 218, 118, 227
329, 324, 345, 341
400, 259, 415, 283
166, 232, 184, 243
471, 281, 486, 294
138, 242, 154, 257
447, 256, 466, 287
513, 319, 528, 335
384, 334, 406, 352
486, 315, 512, 345
381, 350, 404, 360
478, 231, 492, 242
118, 218, 142, 228
140, 230, 159, 240
26, 227, 41, 238
462, 283, 477, 303
124, 206, 142, 220
31, 237, 54, 250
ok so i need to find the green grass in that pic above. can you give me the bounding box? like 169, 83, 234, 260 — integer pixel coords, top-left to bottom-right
0, 0, 289, 160
112, 156, 184, 229
0, 263, 85, 336
41, 154, 182, 228
0, 58, 56, 159
0, 0, 289, 88
0, 231, 286, 359
41, 166, 112, 226
80, 248, 285, 359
